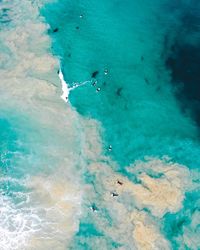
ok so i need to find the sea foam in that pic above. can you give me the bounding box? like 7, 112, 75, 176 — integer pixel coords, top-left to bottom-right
58, 69, 91, 103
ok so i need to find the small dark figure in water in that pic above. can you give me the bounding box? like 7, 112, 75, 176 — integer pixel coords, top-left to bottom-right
145, 78, 149, 84
68, 53, 71, 58
53, 28, 59, 33
90, 204, 98, 212
108, 145, 112, 151
92, 80, 97, 86
117, 180, 123, 185
111, 192, 119, 197
92, 71, 99, 78
116, 87, 123, 96
57, 70, 60, 74
96, 87, 101, 92
76, 26, 79, 30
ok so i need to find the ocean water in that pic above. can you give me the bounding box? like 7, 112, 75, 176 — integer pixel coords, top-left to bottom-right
0, 0, 200, 249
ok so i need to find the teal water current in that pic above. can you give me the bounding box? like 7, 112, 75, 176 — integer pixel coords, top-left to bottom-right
0, 0, 200, 249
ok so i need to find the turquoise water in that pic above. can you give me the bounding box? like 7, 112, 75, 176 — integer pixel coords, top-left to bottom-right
42, 0, 200, 249
0, 0, 200, 249
42, 0, 200, 168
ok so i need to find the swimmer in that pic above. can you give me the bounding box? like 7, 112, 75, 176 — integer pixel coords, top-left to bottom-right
117, 180, 123, 185
53, 28, 59, 33
92, 80, 97, 86
92, 71, 99, 78
90, 204, 98, 212
111, 192, 119, 197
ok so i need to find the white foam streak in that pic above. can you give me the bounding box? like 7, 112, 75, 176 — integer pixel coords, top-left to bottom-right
58, 69, 91, 102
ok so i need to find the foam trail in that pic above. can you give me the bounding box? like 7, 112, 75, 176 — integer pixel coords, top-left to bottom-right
58, 69, 91, 103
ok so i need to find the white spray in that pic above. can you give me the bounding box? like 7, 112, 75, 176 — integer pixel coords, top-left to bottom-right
58, 69, 91, 103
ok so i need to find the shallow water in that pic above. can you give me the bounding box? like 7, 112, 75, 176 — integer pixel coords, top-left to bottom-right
0, 0, 200, 249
